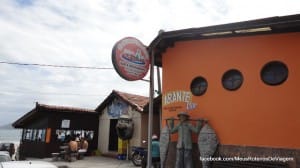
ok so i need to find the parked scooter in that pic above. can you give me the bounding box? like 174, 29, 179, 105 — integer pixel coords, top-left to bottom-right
131, 146, 147, 167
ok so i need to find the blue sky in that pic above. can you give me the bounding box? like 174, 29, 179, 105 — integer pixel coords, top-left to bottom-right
0, 0, 299, 126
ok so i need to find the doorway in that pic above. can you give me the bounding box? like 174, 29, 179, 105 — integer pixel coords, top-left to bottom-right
108, 119, 118, 151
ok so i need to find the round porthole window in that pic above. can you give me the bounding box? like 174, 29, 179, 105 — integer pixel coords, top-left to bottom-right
222, 69, 243, 91
261, 61, 288, 85
190, 76, 208, 96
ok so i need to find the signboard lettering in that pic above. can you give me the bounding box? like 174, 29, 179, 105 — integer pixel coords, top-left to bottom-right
112, 37, 150, 81
163, 90, 197, 112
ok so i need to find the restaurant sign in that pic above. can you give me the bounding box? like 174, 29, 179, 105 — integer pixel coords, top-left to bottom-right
112, 37, 150, 81
163, 90, 197, 112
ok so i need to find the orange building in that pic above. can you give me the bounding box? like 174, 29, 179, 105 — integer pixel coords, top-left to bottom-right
148, 14, 300, 167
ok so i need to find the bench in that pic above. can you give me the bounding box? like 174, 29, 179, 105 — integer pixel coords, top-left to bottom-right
51, 152, 60, 161
68, 152, 78, 162
77, 149, 87, 160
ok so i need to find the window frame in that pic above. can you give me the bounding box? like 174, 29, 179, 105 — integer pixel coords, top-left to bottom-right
222, 69, 244, 91
190, 76, 208, 96
260, 61, 288, 86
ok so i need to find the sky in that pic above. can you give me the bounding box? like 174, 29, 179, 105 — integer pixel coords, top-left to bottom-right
0, 0, 299, 126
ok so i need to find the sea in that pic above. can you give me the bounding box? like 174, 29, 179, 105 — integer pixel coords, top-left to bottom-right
0, 129, 22, 144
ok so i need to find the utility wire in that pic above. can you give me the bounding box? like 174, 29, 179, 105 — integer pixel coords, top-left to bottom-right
0, 61, 114, 70
1, 90, 106, 97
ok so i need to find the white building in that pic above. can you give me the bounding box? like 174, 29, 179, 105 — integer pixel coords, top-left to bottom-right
95, 90, 160, 157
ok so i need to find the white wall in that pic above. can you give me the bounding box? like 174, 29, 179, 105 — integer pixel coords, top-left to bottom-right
98, 107, 110, 154
98, 105, 142, 155
128, 106, 142, 148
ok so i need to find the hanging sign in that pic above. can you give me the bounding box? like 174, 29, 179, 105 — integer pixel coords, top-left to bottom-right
61, 119, 70, 128
112, 37, 150, 81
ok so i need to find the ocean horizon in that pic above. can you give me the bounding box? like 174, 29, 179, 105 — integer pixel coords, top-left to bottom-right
0, 128, 22, 144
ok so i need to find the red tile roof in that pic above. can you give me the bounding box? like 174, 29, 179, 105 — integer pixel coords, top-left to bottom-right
95, 90, 149, 112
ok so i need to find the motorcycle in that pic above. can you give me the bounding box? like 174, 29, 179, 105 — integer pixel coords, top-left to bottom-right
131, 145, 147, 167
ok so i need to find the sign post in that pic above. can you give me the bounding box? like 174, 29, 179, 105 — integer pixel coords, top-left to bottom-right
146, 50, 154, 168
112, 37, 153, 167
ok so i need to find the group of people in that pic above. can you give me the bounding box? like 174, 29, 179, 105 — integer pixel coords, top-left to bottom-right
56, 133, 89, 162
68, 138, 89, 153
60, 138, 88, 161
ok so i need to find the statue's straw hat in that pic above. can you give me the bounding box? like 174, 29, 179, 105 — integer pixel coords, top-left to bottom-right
177, 111, 190, 118
119, 114, 131, 119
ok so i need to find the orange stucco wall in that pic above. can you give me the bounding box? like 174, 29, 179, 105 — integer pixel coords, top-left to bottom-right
161, 32, 300, 149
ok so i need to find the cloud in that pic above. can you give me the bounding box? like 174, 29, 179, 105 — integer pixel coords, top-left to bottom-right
0, 0, 299, 125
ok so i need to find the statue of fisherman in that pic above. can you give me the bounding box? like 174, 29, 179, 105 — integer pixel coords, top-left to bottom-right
168, 112, 203, 168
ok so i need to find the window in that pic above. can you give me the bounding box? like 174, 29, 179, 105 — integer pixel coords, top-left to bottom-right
22, 129, 46, 142
190, 76, 208, 96
261, 61, 288, 85
222, 69, 243, 91
55, 129, 94, 142
37, 129, 46, 142
24, 129, 32, 141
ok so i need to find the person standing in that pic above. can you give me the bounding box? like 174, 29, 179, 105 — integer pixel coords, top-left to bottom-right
151, 134, 160, 168
168, 112, 203, 168
8, 143, 15, 158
